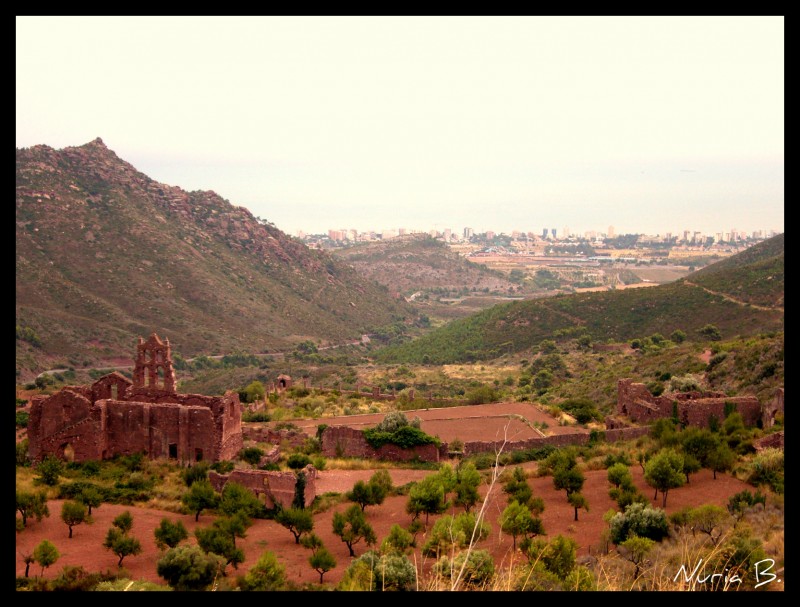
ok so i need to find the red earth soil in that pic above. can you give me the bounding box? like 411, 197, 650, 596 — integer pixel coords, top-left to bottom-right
16, 465, 757, 589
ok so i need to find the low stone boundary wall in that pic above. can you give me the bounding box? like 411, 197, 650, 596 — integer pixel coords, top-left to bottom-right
321, 422, 658, 462
321, 426, 442, 462
208, 465, 317, 509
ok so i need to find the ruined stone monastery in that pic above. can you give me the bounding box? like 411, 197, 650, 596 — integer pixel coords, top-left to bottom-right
27, 333, 243, 464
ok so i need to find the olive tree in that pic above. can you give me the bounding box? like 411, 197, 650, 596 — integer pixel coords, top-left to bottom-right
275, 507, 314, 544
60, 500, 88, 539
332, 504, 377, 557
644, 449, 685, 508
33, 539, 60, 578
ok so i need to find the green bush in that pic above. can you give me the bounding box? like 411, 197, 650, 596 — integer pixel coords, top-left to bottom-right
286, 453, 311, 470
16, 411, 29, 428
363, 425, 440, 450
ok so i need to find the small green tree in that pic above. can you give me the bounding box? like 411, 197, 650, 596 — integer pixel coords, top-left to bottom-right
103, 527, 142, 567
309, 547, 337, 584
241, 550, 286, 591
346, 479, 386, 512
707, 442, 735, 479
275, 507, 314, 544
60, 500, 87, 539
20, 550, 35, 577
500, 500, 535, 550
157, 545, 224, 591
727, 489, 767, 520
332, 504, 377, 557
406, 474, 448, 524
111, 511, 134, 534
553, 464, 585, 498
181, 479, 220, 521
540, 535, 578, 580
670, 329, 686, 343
218, 482, 262, 518
16, 489, 50, 528
78, 486, 103, 516
644, 449, 685, 507
422, 511, 491, 558
568, 492, 589, 522
687, 504, 728, 546
607, 463, 633, 490
195, 526, 245, 569
213, 512, 252, 548
682, 453, 701, 484
619, 535, 655, 580
154, 518, 189, 550
381, 524, 414, 555
241, 381, 266, 404
33, 539, 59, 578
453, 461, 481, 513
503, 466, 533, 506
697, 324, 721, 341
35, 455, 64, 486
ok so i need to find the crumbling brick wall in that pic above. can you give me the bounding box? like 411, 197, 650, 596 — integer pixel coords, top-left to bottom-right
208, 465, 317, 509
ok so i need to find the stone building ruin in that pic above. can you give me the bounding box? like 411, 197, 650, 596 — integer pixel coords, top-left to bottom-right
27, 333, 243, 464
615, 378, 781, 429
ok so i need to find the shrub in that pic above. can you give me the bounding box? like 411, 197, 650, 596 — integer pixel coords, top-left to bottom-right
434, 549, 495, 588
609, 502, 669, 544
286, 453, 311, 470
338, 551, 416, 591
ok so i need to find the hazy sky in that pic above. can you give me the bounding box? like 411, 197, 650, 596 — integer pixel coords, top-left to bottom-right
16, 16, 784, 237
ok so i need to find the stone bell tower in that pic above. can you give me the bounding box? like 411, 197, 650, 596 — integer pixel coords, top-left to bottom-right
133, 333, 177, 393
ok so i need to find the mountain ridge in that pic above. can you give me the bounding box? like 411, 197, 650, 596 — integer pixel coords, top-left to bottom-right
16, 138, 415, 378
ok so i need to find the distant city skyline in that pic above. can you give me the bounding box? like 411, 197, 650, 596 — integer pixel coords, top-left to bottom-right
16, 17, 783, 239
310, 224, 778, 242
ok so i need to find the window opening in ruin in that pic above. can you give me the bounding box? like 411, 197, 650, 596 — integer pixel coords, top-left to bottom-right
157, 367, 165, 388
111, 384, 118, 399
168, 443, 178, 459
195, 448, 203, 462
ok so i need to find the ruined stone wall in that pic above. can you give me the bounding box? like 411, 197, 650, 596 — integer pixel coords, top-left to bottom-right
216, 392, 243, 461
91, 373, 133, 402
616, 379, 670, 418
617, 379, 762, 428
242, 425, 309, 449
28, 390, 97, 462
321, 426, 441, 462
208, 465, 317, 509
462, 432, 592, 457
101, 400, 219, 463
762, 388, 784, 428
753, 431, 784, 452
676, 397, 761, 428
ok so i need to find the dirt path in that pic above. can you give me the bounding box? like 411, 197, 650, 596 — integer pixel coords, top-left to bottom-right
684, 281, 783, 313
